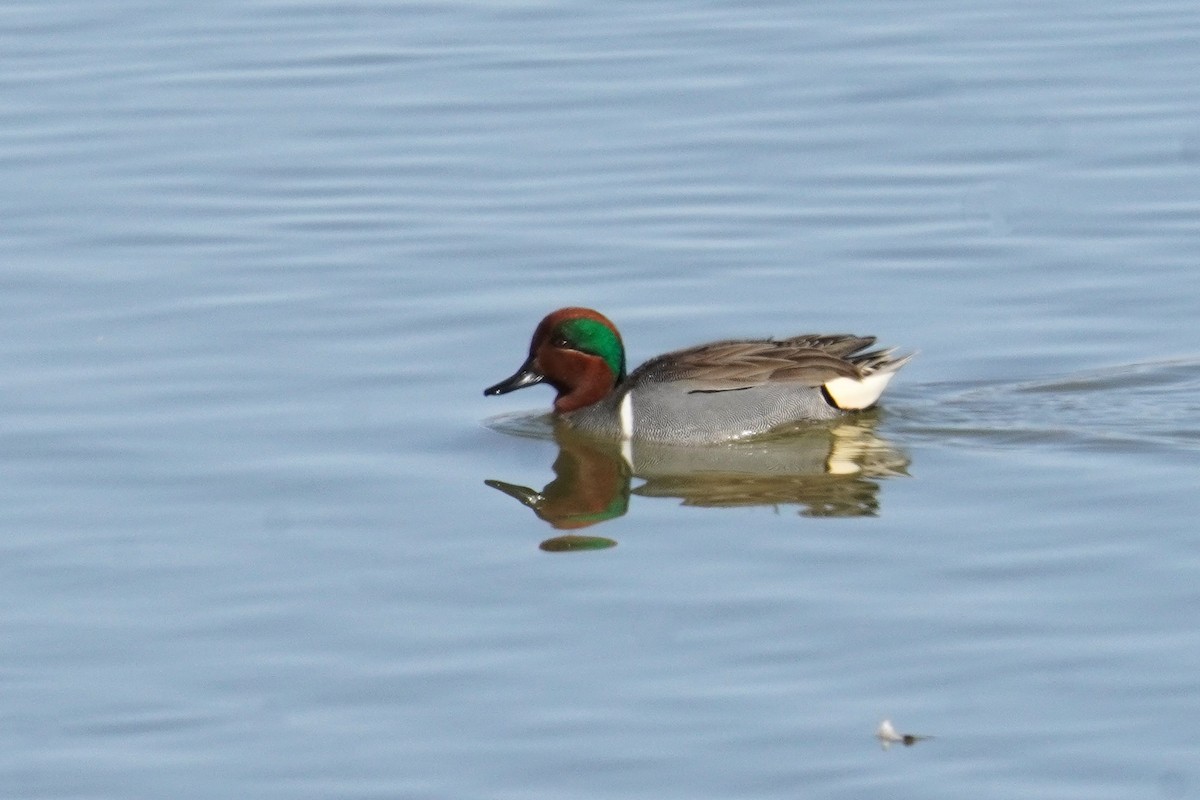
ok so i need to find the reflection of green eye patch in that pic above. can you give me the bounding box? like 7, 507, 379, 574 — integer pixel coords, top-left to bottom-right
559, 318, 626, 381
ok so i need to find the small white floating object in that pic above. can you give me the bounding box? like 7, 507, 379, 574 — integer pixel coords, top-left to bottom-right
876, 718, 930, 750
877, 719, 903, 749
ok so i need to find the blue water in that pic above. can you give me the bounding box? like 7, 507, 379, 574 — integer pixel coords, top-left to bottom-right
2, 2, 1199, 798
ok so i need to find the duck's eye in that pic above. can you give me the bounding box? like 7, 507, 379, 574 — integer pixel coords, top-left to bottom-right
551, 335, 571, 349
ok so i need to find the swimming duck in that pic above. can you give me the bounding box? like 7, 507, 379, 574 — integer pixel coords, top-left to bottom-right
485, 307, 911, 444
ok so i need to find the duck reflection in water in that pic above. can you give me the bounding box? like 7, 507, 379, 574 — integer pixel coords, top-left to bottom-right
485, 412, 910, 533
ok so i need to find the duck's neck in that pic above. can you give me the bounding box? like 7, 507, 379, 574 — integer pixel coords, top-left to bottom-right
553, 356, 618, 413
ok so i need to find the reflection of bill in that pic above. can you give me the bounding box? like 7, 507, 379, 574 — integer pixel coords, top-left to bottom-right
484, 415, 910, 532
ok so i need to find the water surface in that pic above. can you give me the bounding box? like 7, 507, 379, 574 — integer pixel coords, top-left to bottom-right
2, 1, 1199, 798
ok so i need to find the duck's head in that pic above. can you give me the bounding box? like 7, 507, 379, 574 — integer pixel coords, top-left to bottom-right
484, 307, 627, 413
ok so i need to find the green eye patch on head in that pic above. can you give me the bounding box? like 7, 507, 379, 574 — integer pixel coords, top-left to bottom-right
558, 318, 626, 381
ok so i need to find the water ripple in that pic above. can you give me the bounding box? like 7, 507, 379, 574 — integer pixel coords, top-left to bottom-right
892, 358, 1200, 455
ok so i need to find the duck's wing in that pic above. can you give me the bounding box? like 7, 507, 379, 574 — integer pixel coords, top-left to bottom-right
776, 333, 877, 357
631, 338, 863, 392
779, 334, 914, 379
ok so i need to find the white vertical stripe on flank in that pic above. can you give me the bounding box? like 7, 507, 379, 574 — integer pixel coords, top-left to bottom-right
618, 390, 634, 439
618, 391, 634, 465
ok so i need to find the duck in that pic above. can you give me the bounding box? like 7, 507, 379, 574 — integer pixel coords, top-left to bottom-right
484, 307, 911, 444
